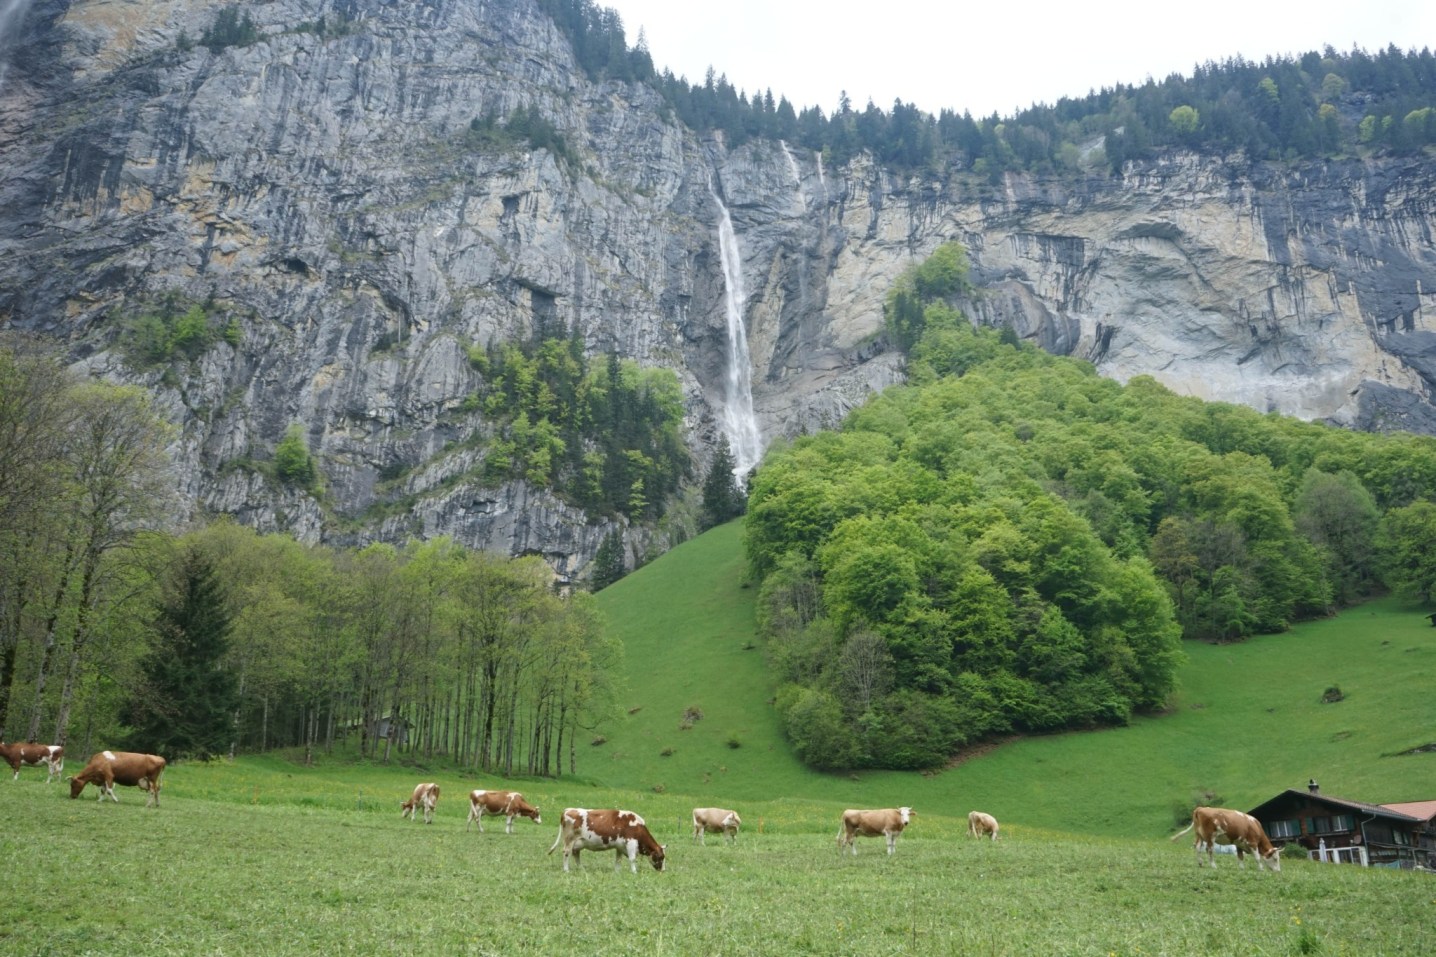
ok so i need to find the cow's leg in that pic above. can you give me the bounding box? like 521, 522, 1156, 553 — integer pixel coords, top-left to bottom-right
886, 832, 896, 855
506, 814, 515, 834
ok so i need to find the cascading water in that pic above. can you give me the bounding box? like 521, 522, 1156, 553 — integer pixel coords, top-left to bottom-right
0, 0, 33, 93
780, 141, 802, 185
708, 180, 764, 485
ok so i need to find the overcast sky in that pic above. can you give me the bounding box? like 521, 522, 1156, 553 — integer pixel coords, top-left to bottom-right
601, 1, 1436, 119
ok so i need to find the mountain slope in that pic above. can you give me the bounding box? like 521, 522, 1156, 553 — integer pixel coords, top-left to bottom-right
4, 0, 1436, 580
593, 521, 1436, 838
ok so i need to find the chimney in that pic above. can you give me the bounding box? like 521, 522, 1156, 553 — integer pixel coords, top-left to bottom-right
1308, 778, 1319, 794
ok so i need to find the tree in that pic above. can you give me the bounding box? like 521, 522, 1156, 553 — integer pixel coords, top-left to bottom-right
124, 547, 238, 760
1294, 469, 1379, 606
0, 339, 77, 731
43, 383, 173, 745
700, 440, 746, 529
1377, 501, 1436, 602
1169, 105, 1200, 142
589, 530, 626, 591
273, 424, 317, 490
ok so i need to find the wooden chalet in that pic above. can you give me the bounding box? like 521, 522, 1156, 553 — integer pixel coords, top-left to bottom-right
1247, 784, 1435, 869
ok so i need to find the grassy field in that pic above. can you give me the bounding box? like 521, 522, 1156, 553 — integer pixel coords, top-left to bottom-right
4, 520, 1436, 955
3, 774, 1435, 957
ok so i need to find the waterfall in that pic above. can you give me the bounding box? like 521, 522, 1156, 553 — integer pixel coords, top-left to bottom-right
708, 181, 764, 484
780, 141, 802, 185
0, 0, 32, 93
816, 151, 827, 201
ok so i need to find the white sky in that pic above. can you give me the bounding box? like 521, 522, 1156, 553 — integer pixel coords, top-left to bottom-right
601, 1, 1436, 119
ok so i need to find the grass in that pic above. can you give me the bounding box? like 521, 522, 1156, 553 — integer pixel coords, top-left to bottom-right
4, 520, 1435, 955
3, 779, 1433, 956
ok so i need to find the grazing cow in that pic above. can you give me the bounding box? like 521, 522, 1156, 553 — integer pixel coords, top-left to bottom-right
0, 741, 64, 783
400, 782, 440, 824
467, 789, 542, 833
547, 808, 666, 873
837, 807, 913, 856
68, 751, 165, 807
1171, 806, 1282, 872
692, 807, 742, 845
968, 810, 1000, 841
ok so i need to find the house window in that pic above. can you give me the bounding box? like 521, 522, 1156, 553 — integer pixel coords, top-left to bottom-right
1332, 814, 1353, 831
1309, 816, 1332, 833
1393, 829, 1412, 846
1267, 819, 1301, 839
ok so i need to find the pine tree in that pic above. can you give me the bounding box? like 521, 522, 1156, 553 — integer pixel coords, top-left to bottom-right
701, 440, 746, 530
124, 548, 238, 760
590, 530, 626, 591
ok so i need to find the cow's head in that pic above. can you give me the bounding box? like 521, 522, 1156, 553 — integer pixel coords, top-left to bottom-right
899, 807, 914, 825
1262, 847, 1282, 873
650, 844, 666, 871
68, 776, 84, 799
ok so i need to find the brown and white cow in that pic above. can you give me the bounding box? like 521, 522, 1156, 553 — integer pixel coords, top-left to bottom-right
837, 807, 913, 856
547, 808, 666, 873
400, 782, 440, 824
467, 789, 541, 833
1171, 806, 1282, 872
692, 807, 742, 845
968, 810, 1000, 841
0, 741, 64, 783
68, 751, 165, 807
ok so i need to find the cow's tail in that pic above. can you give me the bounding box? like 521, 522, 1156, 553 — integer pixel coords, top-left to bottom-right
547, 830, 563, 855
1170, 821, 1194, 841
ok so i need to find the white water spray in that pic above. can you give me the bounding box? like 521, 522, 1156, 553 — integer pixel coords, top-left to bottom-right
816, 151, 826, 195
708, 180, 763, 484
780, 141, 802, 185
0, 0, 33, 93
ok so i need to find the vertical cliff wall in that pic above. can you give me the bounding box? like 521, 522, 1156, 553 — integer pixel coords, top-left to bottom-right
3, 0, 1435, 578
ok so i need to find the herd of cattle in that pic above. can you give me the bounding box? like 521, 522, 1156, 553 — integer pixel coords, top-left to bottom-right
5, 739, 1282, 873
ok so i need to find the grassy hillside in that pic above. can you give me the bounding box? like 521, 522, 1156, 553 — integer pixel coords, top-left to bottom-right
593, 521, 1436, 838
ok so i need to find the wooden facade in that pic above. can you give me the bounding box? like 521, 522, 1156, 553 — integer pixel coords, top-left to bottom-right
1248, 788, 1432, 869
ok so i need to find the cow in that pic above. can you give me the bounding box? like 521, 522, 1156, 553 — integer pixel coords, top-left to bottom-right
837, 807, 913, 856
466, 789, 541, 833
1171, 806, 1282, 872
692, 807, 742, 845
400, 782, 440, 824
68, 751, 165, 807
968, 810, 1000, 841
547, 808, 666, 873
0, 741, 64, 783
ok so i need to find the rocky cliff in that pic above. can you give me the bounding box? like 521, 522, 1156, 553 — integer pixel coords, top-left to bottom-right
3, 0, 1436, 579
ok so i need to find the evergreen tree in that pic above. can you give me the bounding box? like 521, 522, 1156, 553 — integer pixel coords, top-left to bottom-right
124, 548, 238, 759
701, 440, 746, 530
590, 530, 626, 591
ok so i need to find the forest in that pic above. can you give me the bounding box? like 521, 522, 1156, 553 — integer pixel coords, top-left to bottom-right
542, 0, 1436, 174
744, 244, 1436, 771
0, 338, 618, 772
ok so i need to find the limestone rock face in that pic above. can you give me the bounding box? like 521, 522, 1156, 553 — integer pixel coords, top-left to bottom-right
3, 0, 1435, 577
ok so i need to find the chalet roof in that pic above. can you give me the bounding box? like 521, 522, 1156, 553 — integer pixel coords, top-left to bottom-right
1381, 800, 1436, 822
1247, 789, 1424, 824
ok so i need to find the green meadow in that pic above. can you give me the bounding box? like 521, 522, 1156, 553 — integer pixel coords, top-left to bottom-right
4, 521, 1435, 955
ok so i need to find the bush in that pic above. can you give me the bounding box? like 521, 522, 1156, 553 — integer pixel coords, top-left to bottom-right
273, 425, 318, 491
